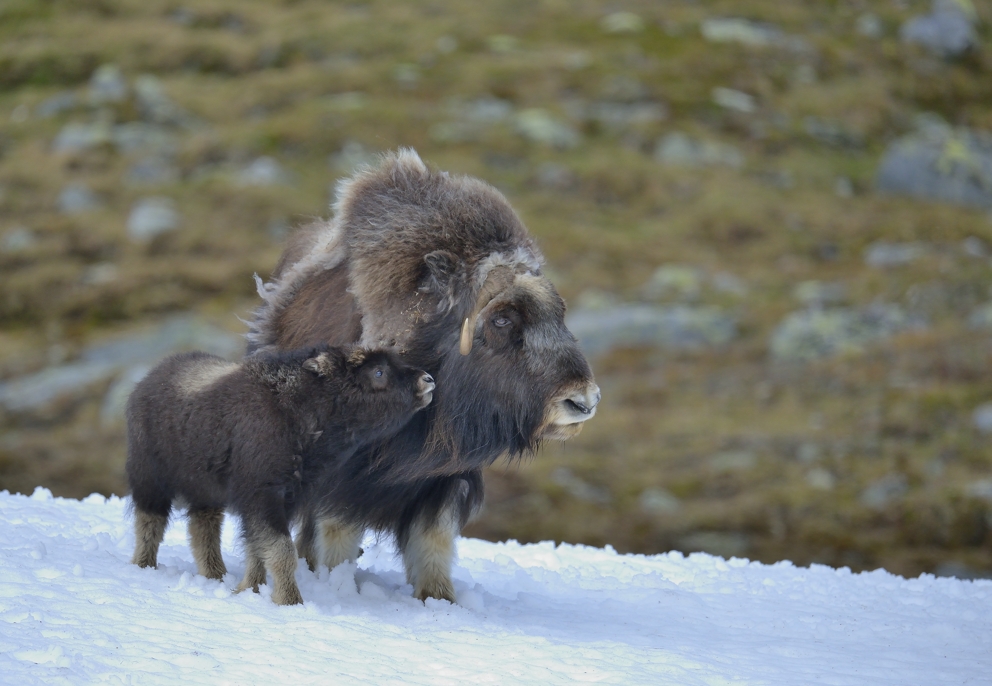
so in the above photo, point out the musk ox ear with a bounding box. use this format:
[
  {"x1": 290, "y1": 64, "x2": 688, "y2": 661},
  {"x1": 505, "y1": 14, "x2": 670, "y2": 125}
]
[
  {"x1": 303, "y1": 353, "x2": 330, "y2": 376},
  {"x1": 346, "y1": 348, "x2": 368, "y2": 368},
  {"x1": 421, "y1": 250, "x2": 463, "y2": 301}
]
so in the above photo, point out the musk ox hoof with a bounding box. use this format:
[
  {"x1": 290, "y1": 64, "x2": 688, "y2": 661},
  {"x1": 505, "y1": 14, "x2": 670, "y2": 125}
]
[
  {"x1": 272, "y1": 586, "x2": 304, "y2": 606},
  {"x1": 415, "y1": 579, "x2": 456, "y2": 604}
]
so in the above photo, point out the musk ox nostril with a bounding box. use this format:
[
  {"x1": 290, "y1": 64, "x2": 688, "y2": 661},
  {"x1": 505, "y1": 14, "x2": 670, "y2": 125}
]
[{"x1": 422, "y1": 373, "x2": 434, "y2": 386}]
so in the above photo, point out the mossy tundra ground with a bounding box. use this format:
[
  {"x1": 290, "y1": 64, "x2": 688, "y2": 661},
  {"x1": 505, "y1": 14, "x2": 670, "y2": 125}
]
[{"x1": 1, "y1": 0, "x2": 991, "y2": 578}]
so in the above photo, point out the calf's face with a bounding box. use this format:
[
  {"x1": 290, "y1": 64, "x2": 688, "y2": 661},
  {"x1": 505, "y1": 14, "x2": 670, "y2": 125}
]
[{"x1": 303, "y1": 348, "x2": 435, "y2": 412}]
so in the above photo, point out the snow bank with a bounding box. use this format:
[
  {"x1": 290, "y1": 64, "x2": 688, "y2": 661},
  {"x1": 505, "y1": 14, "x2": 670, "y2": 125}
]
[{"x1": 1, "y1": 488, "x2": 989, "y2": 684}]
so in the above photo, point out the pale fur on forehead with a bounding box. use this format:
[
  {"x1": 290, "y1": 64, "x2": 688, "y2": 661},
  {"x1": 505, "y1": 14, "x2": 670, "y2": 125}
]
[{"x1": 474, "y1": 247, "x2": 544, "y2": 289}]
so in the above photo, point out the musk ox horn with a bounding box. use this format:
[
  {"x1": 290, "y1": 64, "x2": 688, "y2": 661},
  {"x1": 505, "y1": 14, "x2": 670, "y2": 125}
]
[{"x1": 459, "y1": 265, "x2": 517, "y2": 355}]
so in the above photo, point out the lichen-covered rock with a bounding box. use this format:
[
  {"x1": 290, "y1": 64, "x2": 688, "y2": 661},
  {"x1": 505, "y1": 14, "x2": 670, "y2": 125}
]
[
  {"x1": 770, "y1": 305, "x2": 925, "y2": 361},
  {"x1": 126, "y1": 197, "x2": 180, "y2": 242},
  {"x1": 514, "y1": 109, "x2": 580, "y2": 149},
  {"x1": 876, "y1": 121, "x2": 992, "y2": 209},
  {"x1": 568, "y1": 304, "x2": 737, "y2": 357},
  {"x1": 901, "y1": 0, "x2": 977, "y2": 58},
  {"x1": 655, "y1": 132, "x2": 743, "y2": 168}
]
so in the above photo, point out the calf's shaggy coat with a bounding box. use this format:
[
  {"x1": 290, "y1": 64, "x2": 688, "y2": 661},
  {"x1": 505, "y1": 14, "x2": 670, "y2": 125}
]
[{"x1": 126, "y1": 345, "x2": 434, "y2": 605}]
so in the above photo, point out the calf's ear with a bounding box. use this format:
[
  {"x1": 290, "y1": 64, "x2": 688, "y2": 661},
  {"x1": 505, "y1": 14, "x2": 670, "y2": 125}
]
[
  {"x1": 303, "y1": 353, "x2": 331, "y2": 376},
  {"x1": 346, "y1": 348, "x2": 368, "y2": 368}
]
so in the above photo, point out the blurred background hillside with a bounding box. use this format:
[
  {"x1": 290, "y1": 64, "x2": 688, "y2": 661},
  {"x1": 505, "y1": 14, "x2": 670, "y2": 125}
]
[{"x1": 1, "y1": 0, "x2": 991, "y2": 579}]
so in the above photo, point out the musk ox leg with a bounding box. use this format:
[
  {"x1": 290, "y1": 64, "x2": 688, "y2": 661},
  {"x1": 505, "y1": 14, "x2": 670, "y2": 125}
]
[
  {"x1": 238, "y1": 527, "x2": 303, "y2": 606},
  {"x1": 235, "y1": 548, "x2": 267, "y2": 595},
  {"x1": 188, "y1": 508, "x2": 227, "y2": 580},
  {"x1": 317, "y1": 517, "x2": 363, "y2": 570},
  {"x1": 400, "y1": 504, "x2": 460, "y2": 603},
  {"x1": 296, "y1": 514, "x2": 362, "y2": 572},
  {"x1": 131, "y1": 509, "x2": 168, "y2": 569},
  {"x1": 294, "y1": 512, "x2": 318, "y2": 571}
]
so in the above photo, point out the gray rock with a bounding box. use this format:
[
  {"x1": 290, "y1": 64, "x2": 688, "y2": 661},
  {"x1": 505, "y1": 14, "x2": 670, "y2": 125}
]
[
  {"x1": 711, "y1": 272, "x2": 748, "y2": 297},
  {"x1": 793, "y1": 281, "x2": 846, "y2": 307},
  {"x1": 797, "y1": 442, "x2": 822, "y2": 464},
  {"x1": 701, "y1": 18, "x2": 781, "y2": 47},
  {"x1": 0, "y1": 226, "x2": 35, "y2": 253},
  {"x1": 99, "y1": 365, "x2": 151, "y2": 427},
  {"x1": 329, "y1": 141, "x2": 376, "y2": 173},
  {"x1": 460, "y1": 96, "x2": 513, "y2": 124},
  {"x1": 876, "y1": 124, "x2": 992, "y2": 209},
  {"x1": 642, "y1": 264, "x2": 704, "y2": 301},
  {"x1": 237, "y1": 156, "x2": 292, "y2": 186},
  {"x1": 322, "y1": 91, "x2": 367, "y2": 112},
  {"x1": 970, "y1": 403, "x2": 992, "y2": 434},
  {"x1": 0, "y1": 315, "x2": 243, "y2": 415},
  {"x1": 81, "y1": 263, "x2": 119, "y2": 286},
  {"x1": 36, "y1": 91, "x2": 78, "y2": 119},
  {"x1": 860, "y1": 474, "x2": 909, "y2": 510},
  {"x1": 126, "y1": 197, "x2": 180, "y2": 242},
  {"x1": 901, "y1": 1, "x2": 976, "y2": 58},
  {"x1": 567, "y1": 100, "x2": 667, "y2": 135},
  {"x1": 864, "y1": 242, "x2": 927, "y2": 268},
  {"x1": 806, "y1": 468, "x2": 836, "y2": 491},
  {"x1": 0, "y1": 360, "x2": 119, "y2": 413},
  {"x1": 655, "y1": 132, "x2": 743, "y2": 169},
  {"x1": 709, "y1": 450, "x2": 757, "y2": 473},
  {"x1": 856, "y1": 13, "x2": 884, "y2": 38},
  {"x1": 961, "y1": 236, "x2": 987, "y2": 258},
  {"x1": 804, "y1": 117, "x2": 865, "y2": 149},
  {"x1": 550, "y1": 467, "x2": 611, "y2": 505},
  {"x1": 535, "y1": 163, "x2": 576, "y2": 191},
  {"x1": 133, "y1": 75, "x2": 196, "y2": 127},
  {"x1": 568, "y1": 304, "x2": 737, "y2": 357},
  {"x1": 125, "y1": 156, "x2": 180, "y2": 186},
  {"x1": 638, "y1": 488, "x2": 681, "y2": 514},
  {"x1": 431, "y1": 97, "x2": 514, "y2": 144},
  {"x1": 601, "y1": 11, "x2": 645, "y2": 34},
  {"x1": 81, "y1": 315, "x2": 243, "y2": 366},
  {"x1": 711, "y1": 87, "x2": 756, "y2": 113},
  {"x1": 514, "y1": 109, "x2": 580, "y2": 149},
  {"x1": 392, "y1": 63, "x2": 420, "y2": 88},
  {"x1": 111, "y1": 123, "x2": 180, "y2": 155},
  {"x1": 965, "y1": 477, "x2": 992, "y2": 501},
  {"x1": 678, "y1": 531, "x2": 750, "y2": 559},
  {"x1": 967, "y1": 303, "x2": 992, "y2": 330},
  {"x1": 52, "y1": 121, "x2": 113, "y2": 153},
  {"x1": 88, "y1": 64, "x2": 127, "y2": 105},
  {"x1": 933, "y1": 561, "x2": 992, "y2": 580},
  {"x1": 57, "y1": 184, "x2": 101, "y2": 214},
  {"x1": 770, "y1": 304, "x2": 925, "y2": 361}
]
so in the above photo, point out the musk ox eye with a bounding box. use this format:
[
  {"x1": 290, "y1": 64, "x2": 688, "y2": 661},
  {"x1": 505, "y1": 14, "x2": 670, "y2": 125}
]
[
  {"x1": 374, "y1": 368, "x2": 384, "y2": 378},
  {"x1": 493, "y1": 316, "x2": 511, "y2": 328}
]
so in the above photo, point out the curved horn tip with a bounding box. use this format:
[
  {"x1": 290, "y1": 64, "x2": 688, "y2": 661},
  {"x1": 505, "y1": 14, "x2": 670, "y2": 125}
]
[{"x1": 459, "y1": 317, "x2": 474, "y2": 355}]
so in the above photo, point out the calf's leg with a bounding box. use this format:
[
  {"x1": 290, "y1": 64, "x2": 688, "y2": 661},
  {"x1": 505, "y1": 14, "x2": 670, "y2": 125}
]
[
  {"x1": 131, "y1": 509, "x2": 169, "y2": 569},
  {"x1": 188, "y1": 508, "x2": 227, "y2": 580}
]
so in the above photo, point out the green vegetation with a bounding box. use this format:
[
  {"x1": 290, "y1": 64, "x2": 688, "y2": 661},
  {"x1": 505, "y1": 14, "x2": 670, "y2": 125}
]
[{"x1": 1, "y1": 0, "x2": 991, "y2": 578}]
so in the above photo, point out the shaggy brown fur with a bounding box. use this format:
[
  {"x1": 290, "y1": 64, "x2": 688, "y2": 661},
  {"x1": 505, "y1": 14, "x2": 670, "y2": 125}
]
[
  {"x1": 247, "y1": 149, "x2": 601, "y2": 602},
  {"x1": 126, "y1": 345, "x2": 433, "y2": 605}
]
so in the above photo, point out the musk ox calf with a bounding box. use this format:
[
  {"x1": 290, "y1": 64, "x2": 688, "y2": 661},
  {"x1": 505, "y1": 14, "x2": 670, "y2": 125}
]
[
  {"x1": 126, "y1": 345, "x2": 434, "y2": 605},
  {"x1": 247, "y1": 149, "x2": 600, "y2": 602}
]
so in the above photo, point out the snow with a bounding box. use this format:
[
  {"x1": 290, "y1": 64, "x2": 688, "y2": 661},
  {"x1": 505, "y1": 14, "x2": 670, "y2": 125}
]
[{"x1": 1, "y1": 488, "x2": 989, "y2": 685}]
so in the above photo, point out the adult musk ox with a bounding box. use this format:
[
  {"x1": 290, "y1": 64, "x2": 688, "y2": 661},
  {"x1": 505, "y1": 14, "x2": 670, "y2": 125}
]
[
  {"x1": 247, "y1": 149, "x2": 600, "y2": 601},
  {"x1": 127, "y1": 345, "x2": 434, "y2": 605}
]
